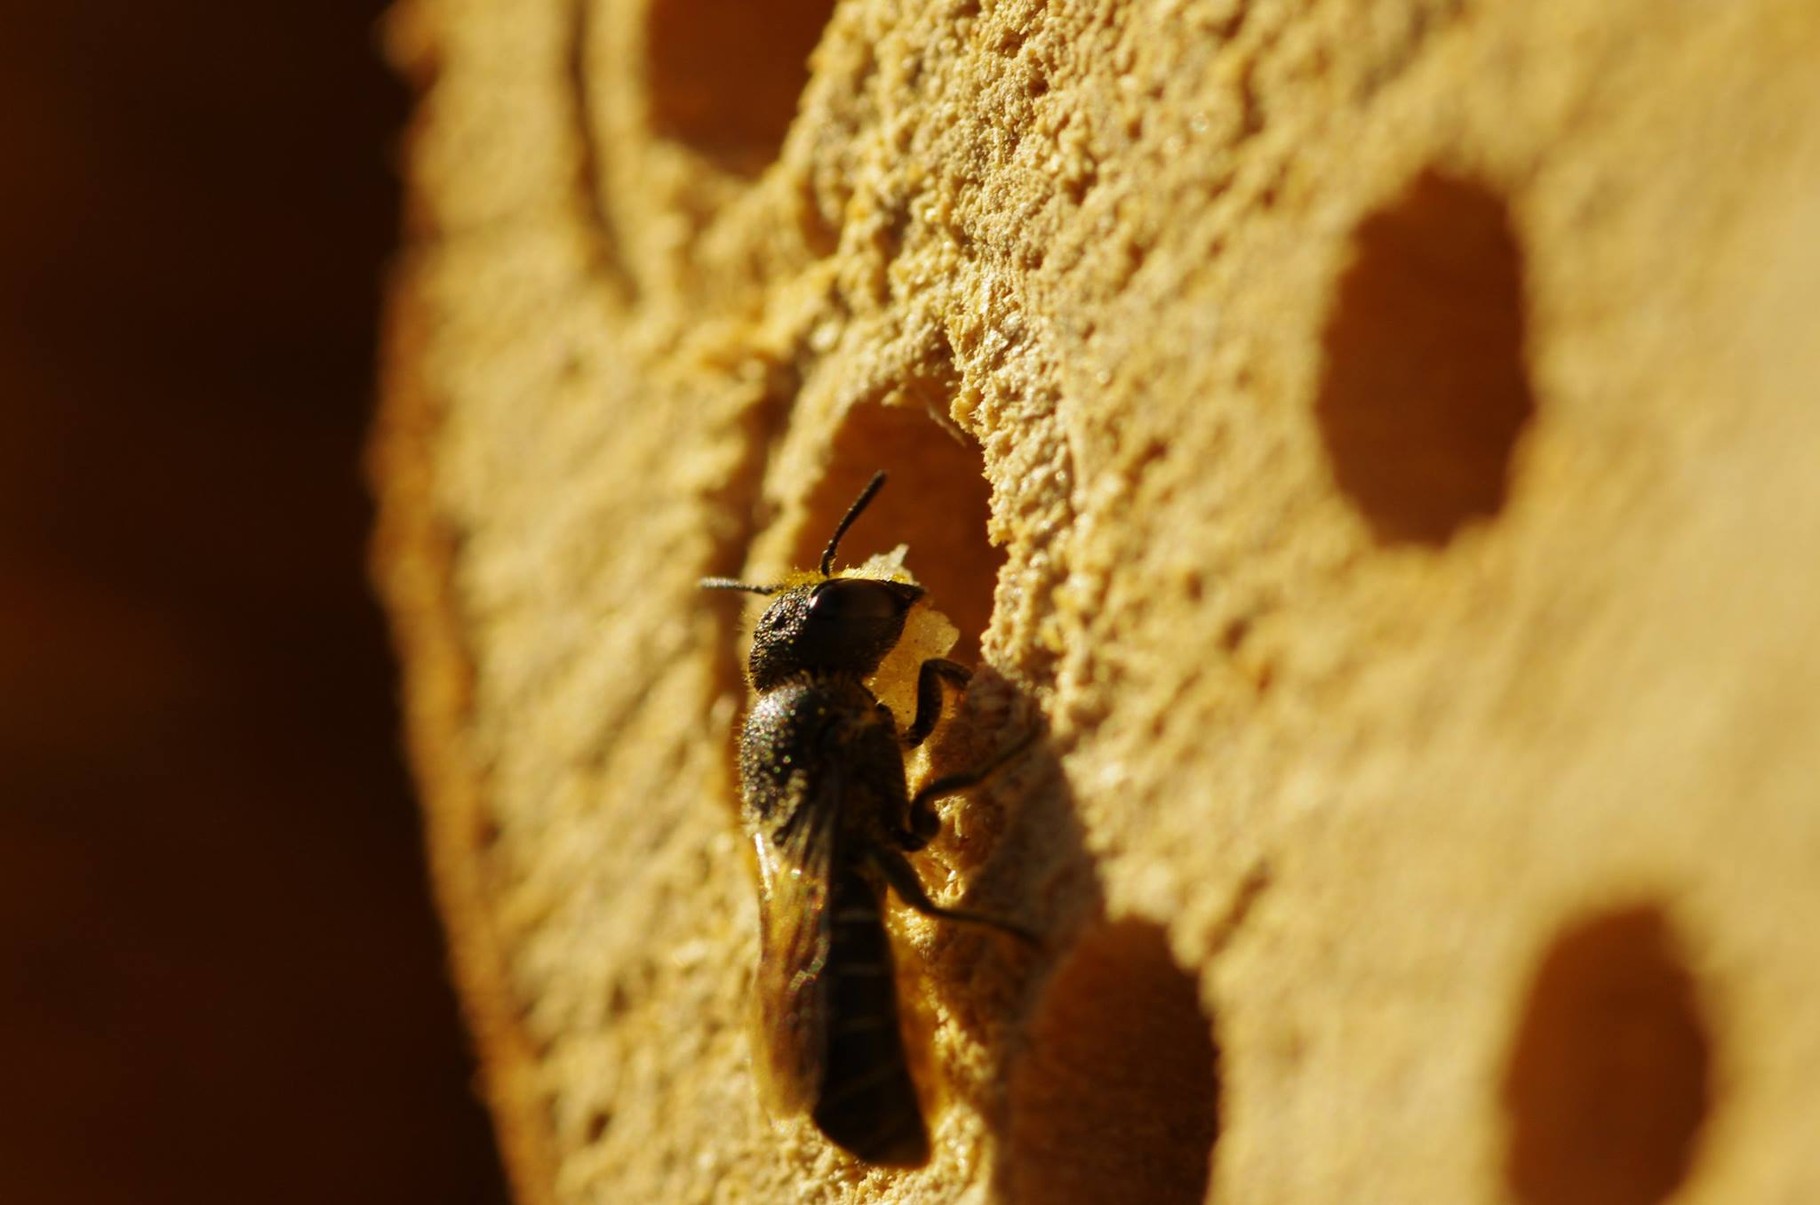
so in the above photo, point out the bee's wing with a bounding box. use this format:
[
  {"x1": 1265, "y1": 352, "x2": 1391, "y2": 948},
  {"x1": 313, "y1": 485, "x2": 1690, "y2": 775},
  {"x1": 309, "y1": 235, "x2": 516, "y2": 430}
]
[{"x1": 750, "y1": 770, "x2": 840, "y2": 1116}]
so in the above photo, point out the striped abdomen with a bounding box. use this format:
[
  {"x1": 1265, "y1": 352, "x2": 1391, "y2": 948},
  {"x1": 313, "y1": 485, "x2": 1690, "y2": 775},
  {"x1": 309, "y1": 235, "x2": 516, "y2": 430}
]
[{"x1": 813, "y1": 865, "x2": 929, "y2": 1166}]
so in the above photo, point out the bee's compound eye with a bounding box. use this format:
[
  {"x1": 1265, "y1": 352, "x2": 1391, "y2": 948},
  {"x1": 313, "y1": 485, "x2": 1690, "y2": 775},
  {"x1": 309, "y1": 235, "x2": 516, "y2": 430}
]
[{"x1": 808, "y1": 579, "x2": 906, "y2": 625}]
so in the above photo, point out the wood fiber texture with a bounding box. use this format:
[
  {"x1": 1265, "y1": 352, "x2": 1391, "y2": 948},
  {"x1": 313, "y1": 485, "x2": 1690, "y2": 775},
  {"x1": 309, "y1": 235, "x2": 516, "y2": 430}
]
[{"x1": 371, "y1": 0, "x2": 1820, "y2": 1201}]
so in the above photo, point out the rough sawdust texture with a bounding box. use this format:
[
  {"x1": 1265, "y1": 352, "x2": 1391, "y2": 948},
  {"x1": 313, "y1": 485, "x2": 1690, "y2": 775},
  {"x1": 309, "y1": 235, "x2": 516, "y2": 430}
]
[{"x1": 370, "y1": 0, "x2": 1820, "y2": 1201}]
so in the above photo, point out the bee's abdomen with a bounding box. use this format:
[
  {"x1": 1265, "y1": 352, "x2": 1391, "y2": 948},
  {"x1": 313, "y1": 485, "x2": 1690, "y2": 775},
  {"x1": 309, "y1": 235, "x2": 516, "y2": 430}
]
[{"x1": 813, "y1": 867, "x2": 929, "y2": 1166}]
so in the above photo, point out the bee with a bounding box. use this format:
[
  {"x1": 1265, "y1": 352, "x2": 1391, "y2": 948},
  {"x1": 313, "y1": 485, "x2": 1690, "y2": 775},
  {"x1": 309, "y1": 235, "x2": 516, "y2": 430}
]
[{"x1": 701, "y1": 471, "x2": 1036, "y2": 1167}]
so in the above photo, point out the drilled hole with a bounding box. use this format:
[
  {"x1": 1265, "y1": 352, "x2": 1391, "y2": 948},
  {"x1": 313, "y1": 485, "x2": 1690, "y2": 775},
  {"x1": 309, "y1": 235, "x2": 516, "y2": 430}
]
[
  {"x1": 799, "y1": 406, "x2": 1002, "y2": 668},
  {"x1": 1006, "y1": 920, "x2": 1219, "y2": 1205},
  {"x1": 645, "y1": 0, "x2": 836, "y2": 176},
  {"x1": 1502, "y1": 905, "x2": 1714, "y2": 1205},
  {"x1": 1315, "y1": 172, "x2": 1535, "y2": 546}
]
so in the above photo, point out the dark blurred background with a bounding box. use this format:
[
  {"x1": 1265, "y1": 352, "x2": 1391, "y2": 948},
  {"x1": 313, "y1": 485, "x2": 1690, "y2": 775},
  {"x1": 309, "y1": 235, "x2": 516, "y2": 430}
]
[{"x1": 0, "y1": 4, "x2": 510, "y2": 1202}]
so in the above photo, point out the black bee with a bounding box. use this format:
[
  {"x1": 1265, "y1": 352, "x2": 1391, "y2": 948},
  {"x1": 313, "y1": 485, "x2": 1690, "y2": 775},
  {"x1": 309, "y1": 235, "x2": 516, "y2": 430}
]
[{"x1": 701, "y1": 471, "x2": 1035, "y2": 1167}]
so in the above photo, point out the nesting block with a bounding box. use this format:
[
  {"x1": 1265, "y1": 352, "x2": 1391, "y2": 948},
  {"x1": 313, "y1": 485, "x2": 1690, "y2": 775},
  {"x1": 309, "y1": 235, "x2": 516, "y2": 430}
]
[{"x1": 372, "y1": 1, "x2": 1820, "y2": 1200}]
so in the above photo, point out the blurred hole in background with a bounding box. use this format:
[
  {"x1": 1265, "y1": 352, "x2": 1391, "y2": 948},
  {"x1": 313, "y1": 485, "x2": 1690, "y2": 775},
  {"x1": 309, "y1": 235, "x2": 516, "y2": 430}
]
[
  {"x1": 645, "y1": 0, "x2": 838, "y2": 175},
  {"x1": 1315, "y1": 171, "x2": 1535, "y2": 548},
  {"x1": 1502, "y1": 905, "x2": 1714, "y2": 1205},
  {"x1": 0, "y1": 4, "x2": 510, "y2": 1203}
]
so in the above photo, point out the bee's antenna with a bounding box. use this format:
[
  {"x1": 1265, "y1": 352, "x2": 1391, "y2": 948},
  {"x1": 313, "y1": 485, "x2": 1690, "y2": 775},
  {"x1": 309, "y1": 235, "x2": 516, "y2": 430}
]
[
  {"x1": 699, "y1": 577, "x2": 777, "y2": 595},
  {"x1": 820, "y1": 471, "x2": 887, "y2": 577}
]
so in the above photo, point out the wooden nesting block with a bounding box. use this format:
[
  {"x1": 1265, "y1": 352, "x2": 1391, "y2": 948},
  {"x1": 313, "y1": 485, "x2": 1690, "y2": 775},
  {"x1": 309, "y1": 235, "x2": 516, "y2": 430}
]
[{"x1": 372, "y1": 0, "x2": 1820, "y2": 1200}]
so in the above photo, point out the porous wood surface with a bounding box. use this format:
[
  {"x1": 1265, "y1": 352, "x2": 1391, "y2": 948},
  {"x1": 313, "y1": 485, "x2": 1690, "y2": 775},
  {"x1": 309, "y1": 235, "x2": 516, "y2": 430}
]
[{"x1": 372, "y1": 1, "x2": 1820, "y2": 1201}]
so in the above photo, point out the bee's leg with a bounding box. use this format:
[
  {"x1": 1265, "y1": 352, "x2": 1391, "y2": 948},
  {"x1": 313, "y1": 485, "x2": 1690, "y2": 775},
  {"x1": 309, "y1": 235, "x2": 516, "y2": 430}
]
[
  {"x1": 901, "y1": 724, "x2": 1039, "y2": 848},
  {"x1": 867, "y1": 844, "x2": 1039, "y2": 945},
  {"x1": 905, "y1": 658, "x2": 972, "y2": 748}
]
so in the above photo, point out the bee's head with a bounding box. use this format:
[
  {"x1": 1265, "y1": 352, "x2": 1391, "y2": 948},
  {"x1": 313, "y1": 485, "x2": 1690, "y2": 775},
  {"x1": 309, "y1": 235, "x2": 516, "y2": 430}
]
[
  {"x1": 701, "y1": 472, "x2": 929, "y2": 688},
  {"x1": 746, "y1": 575, "x2": 925, "y2": 689}
]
